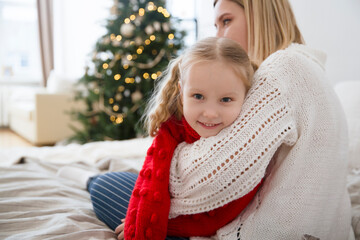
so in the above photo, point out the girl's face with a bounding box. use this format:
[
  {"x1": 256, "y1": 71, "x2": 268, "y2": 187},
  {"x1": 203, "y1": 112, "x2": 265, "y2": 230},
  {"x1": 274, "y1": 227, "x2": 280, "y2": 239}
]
[
  {"x1": 214, "y1": 0, "x2": 248, "y2": 52},
  {"x1": 180, "y1": 61, "x2": 246, "y2": 138}
]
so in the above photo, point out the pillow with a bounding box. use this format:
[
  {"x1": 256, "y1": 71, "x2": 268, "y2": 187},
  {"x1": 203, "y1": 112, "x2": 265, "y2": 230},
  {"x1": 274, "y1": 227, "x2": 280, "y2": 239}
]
[{"x1": 334, "y1": 81, "x2": 360, "y2": 169}]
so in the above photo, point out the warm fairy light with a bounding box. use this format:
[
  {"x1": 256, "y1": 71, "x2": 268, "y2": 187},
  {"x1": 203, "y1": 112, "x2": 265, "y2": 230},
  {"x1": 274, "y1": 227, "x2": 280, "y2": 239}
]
[
  {"x1": 157, "y1": 6, "x2": 164, "y2": 12},
  {"x1": 143, "y1": 73, "x2": 150, "y2": 79},
  {"x1": 114, "y1": 74, "x2": 121, "y2": 80},
  {"x1": 130, "y1": 14, "x2": 136, "y2": 21},
  {"x1": 132, "y1": 54, "x2": 137, "y2": 60},
  {"x1": 147, "y1": 2, "x2": 155, "y2": 11},
  {"x1": 163, "y1": 9, "x2": 170, "y2": 18},
  {"x1": 156, "y1": 71, "x2": 162, "y2": 76},
  {"x1": 168, "y1": 33, "x2": 174, "y2": 40},
  {"x1": 150, "y1": 35, "x2": 156, "y2": 41},
  {"x1": 145, "y1": 39, "x2": 151, "y2": 45},
  {"x1": 118, "y1": 86, "x2": 125, "y2": 92},
  {"x1": 116, "y1": 35, "x2": 122, "y2": 41},
  {"x1": 103, "y1": 63, "x2": 109, "y2": 69},
  {"x1": 109, "y1": 98, "x2": 114, "y2": 104},
  {"x1": 113, "y1": 105, "x2": 119, "y2": 111},
  {"x1": 139, "y1": 8, "x2": 145, "y2": 16},
  {"x1": 116, "y1": 115, "x2": 124, "y2": 124},
  {"x1": 125, "y1": 77, "x2": 135, "y2": 84},
  {"x1": 110, "y1": 34, "x2": 116, "y2": 40},
  {"x1": 130, "y1": 41, "x2": 135, "y2": 45},
  {"x1": 123, "y1": 64, "x2": 129, "y2": 69},
  {"x1": 137, "y1": 48, "x2": 143, "y2": 54},
  {"x1": 127, "y1": 55, "x2": 133, "y2": 61},
  {"x1": 124, "y1": 18, "x2": 130, "y2": 24},
  {"x1": 152, "y1": 49, "x2": 157, "y2": 55},
  {"x1": 110, "y1": 115, "x2": 116, "y2": 122},
  {"x1": 151, "y1": 73, "x2": 157, "y2": 79}
]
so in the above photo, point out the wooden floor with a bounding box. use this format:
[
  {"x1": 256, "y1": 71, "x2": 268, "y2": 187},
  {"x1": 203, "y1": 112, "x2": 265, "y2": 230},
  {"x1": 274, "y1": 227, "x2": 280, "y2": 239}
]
[{"x1": 0, "y1": 128, "x2": 34, "y2": 149}]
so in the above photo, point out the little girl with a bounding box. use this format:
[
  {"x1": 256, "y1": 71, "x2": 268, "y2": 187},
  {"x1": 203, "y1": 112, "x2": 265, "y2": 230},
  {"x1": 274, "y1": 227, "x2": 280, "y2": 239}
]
[{"x1": 87, "y1": 37, "x2": 262, "y2": 240}]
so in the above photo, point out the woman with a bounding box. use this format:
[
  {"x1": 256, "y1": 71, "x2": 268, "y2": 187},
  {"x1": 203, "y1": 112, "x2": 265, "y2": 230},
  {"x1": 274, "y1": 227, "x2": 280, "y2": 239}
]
[
  {"x1": 85, "y1": 0, "x2": 353, "y2": 239},
  {"x1": 168, "y1": 0, "x2": 353, "y2": 239}
]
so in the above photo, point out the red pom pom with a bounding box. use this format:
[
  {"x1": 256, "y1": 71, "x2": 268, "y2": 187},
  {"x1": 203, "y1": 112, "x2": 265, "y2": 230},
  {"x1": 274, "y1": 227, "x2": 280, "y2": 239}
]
[
  {"x1": 140, "y1": 188, "x2": 148, "y2": 196},
  {"x1": 145, "y1": 228, "x2": 152, "y2": 238},
  {"x1": 129, "y1": 225, "x2": 135, "y2": 237},
  {"x1": 133, "y1": 188, "x2": 140, "y2": 197},
  {"x1": 156, "y1": 169, "x2": 164, "y2": 180},
  {"x1": 147, "y1": 146, "x2": 154, "y2": 155},
  {"x1": 144, "y1": 168, "x2": 152, "y2": 178},
  {"x1": 150, "y1": 213, "x2": 158, "y2": 224},
  {"x1": 158, "y1": 149, "x2": 167, "y2": 160},
  {"x1": 153, "y1": 191, "x2": 162, "y2": 202}
]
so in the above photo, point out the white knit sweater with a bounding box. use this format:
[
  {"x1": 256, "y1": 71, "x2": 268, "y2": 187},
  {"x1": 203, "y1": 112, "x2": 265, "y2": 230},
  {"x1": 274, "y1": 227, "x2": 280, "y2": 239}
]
[{"x1": 169, "y1": 44, "x2": 353, "y2": 240}]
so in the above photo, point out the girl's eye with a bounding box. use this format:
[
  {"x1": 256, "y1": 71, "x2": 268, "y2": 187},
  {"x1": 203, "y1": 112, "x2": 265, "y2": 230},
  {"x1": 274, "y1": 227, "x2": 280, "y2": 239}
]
[
  {"x1": 221, "y1": 97, "x2": 232, "y2": 103},
  {"x1": 193, "y1": 94, "x2": 204, "y2": 100}
]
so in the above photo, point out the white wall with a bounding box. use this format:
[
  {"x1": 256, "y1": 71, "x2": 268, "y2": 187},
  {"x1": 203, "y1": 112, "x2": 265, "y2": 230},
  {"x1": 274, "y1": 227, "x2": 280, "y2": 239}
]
[
  {"x1": 53, "y1": 0, "x2": 112, "y2": 80},
  {"x1": 289, "y1": 0, "x2": 360, "y2": 85},
  {"x1": 196, "y1": 0, "x2": 360, "y2": 85}
]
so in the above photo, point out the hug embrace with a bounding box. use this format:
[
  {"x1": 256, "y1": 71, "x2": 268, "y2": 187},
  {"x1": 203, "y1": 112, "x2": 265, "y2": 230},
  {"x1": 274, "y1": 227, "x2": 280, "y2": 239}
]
[{"x1": 84, "y1": 0, "x2": 353, "y2": 239}]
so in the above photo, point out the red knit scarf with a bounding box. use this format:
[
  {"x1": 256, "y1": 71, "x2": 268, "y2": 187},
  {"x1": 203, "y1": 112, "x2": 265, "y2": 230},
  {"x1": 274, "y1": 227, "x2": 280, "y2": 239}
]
[{"x1": 124, "y1": 116, "x2": 262, "y2": 239}]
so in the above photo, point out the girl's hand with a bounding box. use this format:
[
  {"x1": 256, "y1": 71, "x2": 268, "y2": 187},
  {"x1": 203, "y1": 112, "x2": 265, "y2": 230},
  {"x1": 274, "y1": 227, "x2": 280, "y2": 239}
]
[{"x1": 115, "y1": 219, "x2": 125, "y2": 240}]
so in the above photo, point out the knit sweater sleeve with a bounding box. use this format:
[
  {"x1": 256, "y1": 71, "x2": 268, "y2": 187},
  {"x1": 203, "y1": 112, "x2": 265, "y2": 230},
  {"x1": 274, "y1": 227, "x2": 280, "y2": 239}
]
[{"x1": 169, "y1": 51, "x2": 299, "y2": 217}]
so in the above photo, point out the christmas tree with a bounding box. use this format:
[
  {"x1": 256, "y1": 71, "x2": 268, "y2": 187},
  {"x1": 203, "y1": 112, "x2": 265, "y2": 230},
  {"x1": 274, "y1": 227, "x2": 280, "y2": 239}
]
[{"x1": 70, "y1": 0, "x2": 185, "y2": 143}]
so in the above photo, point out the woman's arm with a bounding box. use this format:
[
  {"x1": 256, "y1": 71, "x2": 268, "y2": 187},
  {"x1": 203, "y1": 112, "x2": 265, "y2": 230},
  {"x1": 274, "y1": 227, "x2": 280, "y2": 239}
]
[{"x1": 169, "y1": 58, "x2": 298, "y2": 217}]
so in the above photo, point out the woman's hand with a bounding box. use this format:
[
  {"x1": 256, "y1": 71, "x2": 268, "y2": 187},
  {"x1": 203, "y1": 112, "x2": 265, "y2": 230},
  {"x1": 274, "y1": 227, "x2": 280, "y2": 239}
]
[{"x1": 115, "y1": 219, "x2": 125, "y2": 240}]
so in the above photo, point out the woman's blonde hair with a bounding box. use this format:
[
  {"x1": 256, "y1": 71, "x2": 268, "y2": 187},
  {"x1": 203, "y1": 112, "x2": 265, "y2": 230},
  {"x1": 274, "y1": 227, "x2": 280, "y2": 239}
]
[
  {"x1": 214, "y1": 0, "x2": 304, "y2": 65},
  {"x1": 144, "y1": 37, "x2": 255, "y2": 136}
]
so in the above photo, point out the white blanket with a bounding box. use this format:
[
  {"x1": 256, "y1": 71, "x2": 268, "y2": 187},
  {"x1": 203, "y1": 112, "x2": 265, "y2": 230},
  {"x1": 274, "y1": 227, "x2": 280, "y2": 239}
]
[{"x1": 0, "y1": 137, "x2": 359, "y2": 239}]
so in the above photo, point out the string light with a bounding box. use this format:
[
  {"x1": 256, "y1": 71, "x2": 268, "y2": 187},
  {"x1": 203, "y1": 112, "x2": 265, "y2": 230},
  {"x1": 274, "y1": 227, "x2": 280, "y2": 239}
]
[
  {"x1": 110, "y1": 115, "x2": 116, "y2": 122},
  {"x1": 157, "y1": 6, "x2": 164, "y2": 13},
  {"x1": 151, "y1": 73, "x2": 157, "y2": 79},
  {"x1": 110, "y1": 34, "x2": 116, "y2": 40},
  {"x1": 123, "y1": 64, "x2": 129, "y2": 69},
  {"x1": 152, "y1": 49, "x2": 158, "y2": 55},
  {"x1": 109, "y1": 98, "x2": 114, "y2": 104},
  {"x1": 150, "y1": 35, "x2": 156, "y2": 41},
  {"x1": 168, "y1": 33, "x2": 174, "y2": 40},
  {"x1": 139, "y1": 8, "x2": 145, "y2": 16},
  {"x1": 113, "y1": 105, "x2": 119, "y2": 111},
  {"x1": 114, "y1": 74, "x2": 121, "y2": 80},
  {"x1": 124, "y1": 18, "x2": 130, "y2": 24},
  {"x1": 157, "y1": 71, "x2": 162, "y2": 76},
  {"x1": 116, "y1": 35, "x2": 122, "y2": 41},
  {"x1": 143, "y1": 73, "x2": 150, "y2": 79},
  {"x1": 127, "y1": 55, "x2": 133, "y2": 61},
  {"x1": 116, "y1": 115, "x2": 124, "y2": 124},
  {"x1": 103, "y1": 63, "x2": 109, "y2": 69},
  {"x1": 137, "y1": 48, "x2": 143, "y2": 54},
  {"x1": 130, "y1": 14, "x2": 136, "y2": 21},
  {"x1": 118, "y1": 86, "x2": 125, "y2": 92},
  {"x1": 145, "y1": 39, "x2": 151, "y2": 45},
  {"x1": 125, "y1": 77, "x2": 135, "y2": 84}
]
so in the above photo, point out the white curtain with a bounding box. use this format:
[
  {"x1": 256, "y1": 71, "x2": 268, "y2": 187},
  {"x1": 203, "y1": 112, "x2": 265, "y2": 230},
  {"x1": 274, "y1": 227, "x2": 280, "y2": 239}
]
[{"x1": 37, "y1": 0, "x2": 54, "y2": 87}]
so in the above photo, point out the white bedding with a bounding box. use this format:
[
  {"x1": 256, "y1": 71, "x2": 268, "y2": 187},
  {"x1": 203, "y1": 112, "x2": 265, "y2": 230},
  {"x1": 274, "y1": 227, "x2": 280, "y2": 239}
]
[
  {"x1": 0, "y1": 138, "x2": 152, "y2": 240},
  {"x1": 1, "y1": 81, "x2": 359, "y2": 239}
]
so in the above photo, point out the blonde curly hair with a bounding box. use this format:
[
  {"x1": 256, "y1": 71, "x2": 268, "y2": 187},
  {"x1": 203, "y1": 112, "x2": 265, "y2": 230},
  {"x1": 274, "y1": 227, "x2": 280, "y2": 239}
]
[{"x1": 143, "y1": 37, "x2": 255, "y2": 136}]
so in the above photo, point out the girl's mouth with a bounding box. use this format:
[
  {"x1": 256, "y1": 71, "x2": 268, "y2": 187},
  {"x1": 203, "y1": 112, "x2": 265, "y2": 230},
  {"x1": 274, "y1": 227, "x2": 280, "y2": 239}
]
[{"x1": 198, "y1": 121, "x2": 221, "y2": 129}]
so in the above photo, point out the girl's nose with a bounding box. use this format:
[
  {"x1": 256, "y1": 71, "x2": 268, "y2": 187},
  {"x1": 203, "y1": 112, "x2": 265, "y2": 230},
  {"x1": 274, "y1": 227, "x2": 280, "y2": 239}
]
[{"x1": 203, "y1": 107, "x2": 219, "y2": 119}]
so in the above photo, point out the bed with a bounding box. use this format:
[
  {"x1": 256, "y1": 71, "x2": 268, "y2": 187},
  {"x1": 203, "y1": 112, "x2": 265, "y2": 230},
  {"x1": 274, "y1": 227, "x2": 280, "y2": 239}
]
[{"x1": 1, "y1": 81, "x2": 359, "y2": 240}]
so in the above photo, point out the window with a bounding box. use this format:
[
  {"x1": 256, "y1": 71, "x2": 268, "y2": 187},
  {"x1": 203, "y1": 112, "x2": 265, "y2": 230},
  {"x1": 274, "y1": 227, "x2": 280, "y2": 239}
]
[{"x1": 0, "y1": 0, "x2": 42, "y2": 84}]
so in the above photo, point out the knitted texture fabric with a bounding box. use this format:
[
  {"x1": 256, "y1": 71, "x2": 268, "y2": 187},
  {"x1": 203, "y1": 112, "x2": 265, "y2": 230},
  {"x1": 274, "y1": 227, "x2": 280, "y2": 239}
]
[
  {"x1": 124, "y1": 117, "x2": 261, "y2": 239},
  {"x1": 170, "y1": 44, "x2": 352, "y2": 240}
]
